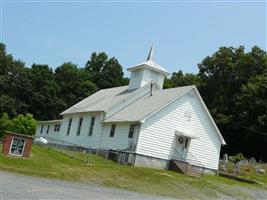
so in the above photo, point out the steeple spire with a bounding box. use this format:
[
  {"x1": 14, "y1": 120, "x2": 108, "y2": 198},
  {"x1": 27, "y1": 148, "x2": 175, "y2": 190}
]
[{"x1": 146, "y1": 45, "x2": 155, "y2": 62}]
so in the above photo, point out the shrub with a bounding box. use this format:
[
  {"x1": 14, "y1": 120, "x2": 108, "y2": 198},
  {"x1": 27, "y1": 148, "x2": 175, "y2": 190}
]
[
  {"x1": 0, "y1": 113, "x2": 37, "y2": 137},
  {"x1": 229, "y1": 153, "x2": 246, "y2": 163}
]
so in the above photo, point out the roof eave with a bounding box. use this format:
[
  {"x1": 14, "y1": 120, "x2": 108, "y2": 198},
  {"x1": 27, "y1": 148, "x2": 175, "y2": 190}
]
[
  {"x1": 61, "y1": 110, "x2": 104, "y2": 116},
  {"x1": 102, "y1": 120, "x2": 141, "y2": 124},
  {"x1": 38, "y1": 119, "x2": 63, "y2": 124},
  {"x1": 127, "y1": 64, "x2": 170, "y2": 76}
]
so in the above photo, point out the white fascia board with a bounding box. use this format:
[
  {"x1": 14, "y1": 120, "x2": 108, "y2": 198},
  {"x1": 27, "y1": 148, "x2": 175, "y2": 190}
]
[
  {"x1": 127, "y1": 64, "x2": 170, "y2": 76},
  {"x1": 61, "y1": 111, "x2": 103, "y2": 117},
  {"x1": 192, "y1": 86, "x2": 226, "y2": 145}
]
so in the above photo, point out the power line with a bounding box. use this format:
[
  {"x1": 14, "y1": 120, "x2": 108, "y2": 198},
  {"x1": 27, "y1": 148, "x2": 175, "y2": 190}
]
[{"x1": 230, "y1": 122, "x2": 267, "y2": 136}]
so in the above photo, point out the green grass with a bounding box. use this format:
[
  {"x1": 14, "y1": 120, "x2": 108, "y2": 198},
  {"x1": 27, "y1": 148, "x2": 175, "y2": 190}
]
[{"x1": 1, "y1": 144, "x2": 266, "y2": 199}]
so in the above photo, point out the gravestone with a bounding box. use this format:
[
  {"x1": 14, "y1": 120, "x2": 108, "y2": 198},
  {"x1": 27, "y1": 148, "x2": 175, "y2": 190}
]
[
  {"x1": 223, "y1": 154, "x2": 228, "y2": 164},
  {"x1": 249, "y1": 157, "x2": 256, "y2": 164}
]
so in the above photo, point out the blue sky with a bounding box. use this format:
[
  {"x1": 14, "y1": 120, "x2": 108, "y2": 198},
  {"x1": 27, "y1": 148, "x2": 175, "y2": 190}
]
[{"x1": 1, "y1": 1, "x2": 266, "y2": 76}]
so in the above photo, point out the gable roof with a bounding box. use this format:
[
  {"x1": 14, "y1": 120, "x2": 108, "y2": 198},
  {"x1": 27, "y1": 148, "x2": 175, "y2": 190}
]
[
  {"x1": 104, "y1": 85, "x2": 226, "y2": 145},
  {"x1": 61, "y1": 82, "x2": 155, "y2": 115},
  {"x1": 60, "y1": 81, "x2": 225, "y2": 145},
  {"x1": 104, "y1": 85, "x2": 193, "y2": 123},
  {"x1": 61, "y1": 85, "x2": 130, "y2": 115}
]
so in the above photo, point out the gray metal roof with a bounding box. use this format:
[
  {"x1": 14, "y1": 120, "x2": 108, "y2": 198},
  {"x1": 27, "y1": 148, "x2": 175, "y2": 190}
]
[
  {"x1": 104, "y1": 85, "x2": 194, "y2": 123},
  {"x1": 61, "y1": 85, "x2": 140, "y2": 115}
]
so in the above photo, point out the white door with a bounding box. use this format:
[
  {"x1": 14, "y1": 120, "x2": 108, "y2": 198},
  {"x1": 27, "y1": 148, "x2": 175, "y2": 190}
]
[{"x1": 174, "y1": 136, "x2": 189, "y2": 160}]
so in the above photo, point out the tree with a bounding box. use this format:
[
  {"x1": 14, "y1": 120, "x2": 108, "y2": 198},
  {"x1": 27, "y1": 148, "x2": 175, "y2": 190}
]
[
  {"x1": 28, "y1": 64, "x2": 61, "y2": 120},
  {"x1": 0, "y1": 95, "x2": 16, "y2": 117},
  {"x1": 12, "y1": 113, "x2": 37, "y2": 136},
  {"x1": 0, "y1": 113, "x2": 37, "y2": 137},
  {"x1": 55, "y1": 62, "x2": 97, "y2": 108},
  {"x1": 164, "y1": 70, "x2": 200, "y2": 88},
  {"x1": 0, "y1": 113, "x2": 12, "y2": 137},
  {"x1": 198, "y1": 46, "x2": 267, "y2": 160},
  {"x1": 85, "y1": 52, "x2": 125, "y2": 89},
  {"x1": 0, "y1": 43, "x2": 32, "y2": 117}
]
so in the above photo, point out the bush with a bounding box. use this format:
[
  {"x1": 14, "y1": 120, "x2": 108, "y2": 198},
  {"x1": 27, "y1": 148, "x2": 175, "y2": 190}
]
[
  {"x1": 0, "y1": 112, "x2": 37, "y2": 137},
  {"x1": 0, "y1": 113, "x2": 12, "y2": 137},
  {"x1": 229, "y1": 153, "x2": 246, "y2": 163}
]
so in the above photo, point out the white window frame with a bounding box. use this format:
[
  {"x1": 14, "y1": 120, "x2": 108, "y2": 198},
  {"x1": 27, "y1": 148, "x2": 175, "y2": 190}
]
[
  {"x1": 88, "y1": 117, "x2": 95, "y2": 136},
  {"x1": 40, "y1": 125, "x2": 43, "y2": 134},
  {"x1": 128, "y1": 124, "x2": 136, "y2": 138},
  {"x1": 46, "y1": 125, "x2": 50, "y2": 134},
  {"x1": 67, "y1": 118, "x2": 72, "y2": 136},
  {"x1": 77, "y1": 117, "x2": 83, "y2": 136},
  {"x1": 9, "y1": 137, "x2": 26, "y2": 157},
  {"x1": 109, "y1": 124, "x2": 116, "y2": 137}
]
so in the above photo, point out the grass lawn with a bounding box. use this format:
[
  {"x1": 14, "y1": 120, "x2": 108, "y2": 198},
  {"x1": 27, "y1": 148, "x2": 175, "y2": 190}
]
[{"x1": 1, "y1": 144, "x2": 266, "y2": 199}]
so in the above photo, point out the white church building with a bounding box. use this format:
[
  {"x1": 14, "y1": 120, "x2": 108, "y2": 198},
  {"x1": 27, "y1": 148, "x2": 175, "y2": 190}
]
[{"x1": 35, "y1": 47, "x2": 226, "y2": 175}]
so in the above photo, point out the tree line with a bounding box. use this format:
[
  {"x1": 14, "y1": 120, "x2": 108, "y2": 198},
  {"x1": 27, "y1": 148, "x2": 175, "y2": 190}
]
[{"x1": 0, "y1": 43, "x2": 266, "y2": 160}]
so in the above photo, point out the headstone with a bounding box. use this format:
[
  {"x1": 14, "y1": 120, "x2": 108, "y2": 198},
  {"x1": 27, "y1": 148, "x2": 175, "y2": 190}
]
[
  {"x1": 249, "y1": 157, "x2": 256, "y2": 164},
  {"x1": 233, "y1": 162, "x2": 240, "y2": 175},
  {"x1": 240, "y1": 159, "x2": 248, "y2": 165},
  {"x1": 223, "y1": 154, "x2": 228, "y2": 164}
]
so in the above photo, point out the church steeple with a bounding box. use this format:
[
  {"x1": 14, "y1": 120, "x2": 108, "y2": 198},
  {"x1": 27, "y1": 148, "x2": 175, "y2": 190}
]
[
  {"x1": 146, "y1": 45, "x2": 155, "y2": 62},
  {"x1": 127, "y1": 46, "x2": 169, "y2": 91}
]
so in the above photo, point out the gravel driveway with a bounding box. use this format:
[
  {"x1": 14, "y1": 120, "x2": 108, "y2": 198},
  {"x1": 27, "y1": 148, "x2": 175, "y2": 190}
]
[{"x1": 0, "y1": 172, "x2": 172, "y2": 200}]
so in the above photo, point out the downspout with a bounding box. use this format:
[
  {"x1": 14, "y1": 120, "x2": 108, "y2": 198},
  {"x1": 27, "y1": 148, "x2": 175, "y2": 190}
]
[{"x1": 97, "y1": 112, "x2": 105, "y2": 154}]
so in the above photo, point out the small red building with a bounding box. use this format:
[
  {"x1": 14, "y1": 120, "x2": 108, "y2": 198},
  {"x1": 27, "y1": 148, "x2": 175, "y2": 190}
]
[{"x1": 2, "y1": 131, "x2": 33, "y2": 158}]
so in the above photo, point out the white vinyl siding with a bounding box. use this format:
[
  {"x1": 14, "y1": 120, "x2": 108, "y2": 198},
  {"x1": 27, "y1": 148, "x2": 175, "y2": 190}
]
[
  {"x1": 58, "y1": 114, "x2": 103, "y2": 148},
  {"x1": 36, "y1": 122, "x2": 62, "y2": 139},
  {"x1": 35, "y1": 113, "x2": 103, "y2": 148},
  {"x1": 128, "y1": 69, "x2": 143, "y2": 90},
  {"x1": 99, "y1": 123, "x2": 133, "y2": 150},
  {"x1": 136, "y1": 89, "x2": 222, "y2": 170}
]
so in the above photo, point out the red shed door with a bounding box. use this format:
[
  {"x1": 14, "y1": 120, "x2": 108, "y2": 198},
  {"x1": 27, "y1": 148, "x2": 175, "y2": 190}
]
[{"x1": 9, "y1": 137, "x2": 26, "y2": 156}]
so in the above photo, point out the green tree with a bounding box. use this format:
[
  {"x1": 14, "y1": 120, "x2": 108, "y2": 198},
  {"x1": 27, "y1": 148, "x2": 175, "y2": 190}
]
[
  {"x1": 164, "y1": 70, "x2": 200, "y2": 88},
  {"x1": 0, "y1": 43, "x2": 32, "y2": 117},
  {"x1": 0, "y1": 113, "x2": 36, "y2": 137},
  {"x1": 11, "y1": 114, "x2": 37, "y2": 136},
  {"x1": 198, "y1": 46, "x2": 267, "y2": 160},
  {"x1": 0, "y1": 95, "x2": 16, "y2": 117},
  {"x1": 28, "y1": 64, "x2": 61, "y2": 120},
  {"x1": 55, "y1": 62, "x2": 97, "y2": 108},
  {"x1": 0, "y1": 113, "x2": 12, "y2": 137},
  {"x1": 85, "y1": 52, "x2": 125, "y2": 89}
]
